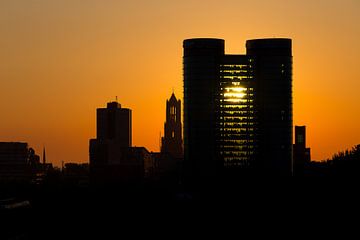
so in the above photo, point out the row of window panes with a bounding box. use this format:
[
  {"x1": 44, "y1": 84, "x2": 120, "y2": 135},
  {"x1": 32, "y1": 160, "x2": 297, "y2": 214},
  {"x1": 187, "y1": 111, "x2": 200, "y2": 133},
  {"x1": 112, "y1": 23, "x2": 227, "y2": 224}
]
[
  {"x1": 219, "y1": 128, "x2": 254, "y2": 132},
  {"x1": 220, "y1": 87, "x2": 254, "y2": 91},
  {"x1": 220, "y1": 145, "x2": 255, "y2": 150},
  {"x1": 220, "y1": 111, "x2": 255, "y2": 115},
  {"x1": 220, "y1": 105, "x2": 254, "y2": 109},
  {"x1": 221, "y1": 139, "x2": 255, "y2": 143},
  {"x1": 221, "y1": 116, "x2": 255, "y2": 120},
  {"x1": 224, "y1": 159, "x2": 250, "y2": 163},
  {"x1": 221, "y1": 151, "x2": 253, "y2": 156},
  {"x1": 220, "y1": 110, "x2": 255, "y2": 115},
  {"x1": 219, "y1": 104, "x2": 253, "y2": 108},
  {"x1": 222, "y1": 99, "x2": 254, "y2": 103},
  {"x1": 224, "y1": 158, "x2": 249, "y2": 162},
  {"x1": 220, "y1": 93, "x2": 254, "y2": 97},
  {"x1": 221, "y1": 123, "x2": 256, "y2": 127},
  {"x1": 221, "y1": 76, "x2": 253, "y2": 80},
  {"x1": 220, "y1": 64, "x2": 248, "y2": 68}
]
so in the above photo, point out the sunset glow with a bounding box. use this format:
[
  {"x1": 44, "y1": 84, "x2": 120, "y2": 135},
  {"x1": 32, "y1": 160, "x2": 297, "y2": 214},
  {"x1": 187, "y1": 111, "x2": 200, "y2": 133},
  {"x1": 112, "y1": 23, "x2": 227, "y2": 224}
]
[{"x1": 1, "y1": 0, "x2": 359, "y2": 166}]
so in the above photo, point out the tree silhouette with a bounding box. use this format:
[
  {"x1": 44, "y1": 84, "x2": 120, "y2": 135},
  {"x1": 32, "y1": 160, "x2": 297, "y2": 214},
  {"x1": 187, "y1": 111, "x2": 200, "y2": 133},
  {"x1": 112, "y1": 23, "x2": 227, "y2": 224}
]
[{"x1": 305, "y1": 144, "x2": 360, "y2": 177}]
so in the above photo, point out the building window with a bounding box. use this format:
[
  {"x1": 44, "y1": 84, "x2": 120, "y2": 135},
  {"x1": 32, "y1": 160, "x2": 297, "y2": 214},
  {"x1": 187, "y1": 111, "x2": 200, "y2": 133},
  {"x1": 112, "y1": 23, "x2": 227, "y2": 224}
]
[{"x1": 297, "y1": 135, "x2": 304, "y2": 144}]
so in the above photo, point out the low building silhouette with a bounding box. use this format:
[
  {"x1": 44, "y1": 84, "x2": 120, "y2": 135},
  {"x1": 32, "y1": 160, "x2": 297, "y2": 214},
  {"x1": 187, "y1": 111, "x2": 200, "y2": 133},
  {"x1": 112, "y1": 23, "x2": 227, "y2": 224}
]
[
  {"x1": 62, "y1": 163, "x2": 89, "y2": 187},
  {"x1": 293, "y1": 126, "x2": 311, "y2": 175},
  {"x1": 0, "y1": 142, "x2": 47, "y2": 183}
]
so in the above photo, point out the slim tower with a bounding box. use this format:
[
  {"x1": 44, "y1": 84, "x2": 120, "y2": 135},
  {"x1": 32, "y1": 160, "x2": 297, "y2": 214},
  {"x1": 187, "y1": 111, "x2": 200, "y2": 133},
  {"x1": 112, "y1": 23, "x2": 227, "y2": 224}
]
[{"x1": 161, "y1": 93, "x2": 183, "y2": 158}]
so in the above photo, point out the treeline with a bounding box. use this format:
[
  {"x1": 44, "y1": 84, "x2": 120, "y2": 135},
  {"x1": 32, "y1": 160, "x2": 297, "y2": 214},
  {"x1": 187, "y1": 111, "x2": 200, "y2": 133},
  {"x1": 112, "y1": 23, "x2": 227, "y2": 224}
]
[{"x1": 305, "y1": 144, "x2": 360, "y2": 176}]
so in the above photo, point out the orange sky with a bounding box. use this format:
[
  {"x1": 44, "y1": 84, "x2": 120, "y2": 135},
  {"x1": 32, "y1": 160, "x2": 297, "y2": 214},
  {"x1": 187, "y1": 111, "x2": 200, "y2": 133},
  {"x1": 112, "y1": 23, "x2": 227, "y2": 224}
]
[{"x1": 1, "y1": 0, "x2": 359, "y2": 166}]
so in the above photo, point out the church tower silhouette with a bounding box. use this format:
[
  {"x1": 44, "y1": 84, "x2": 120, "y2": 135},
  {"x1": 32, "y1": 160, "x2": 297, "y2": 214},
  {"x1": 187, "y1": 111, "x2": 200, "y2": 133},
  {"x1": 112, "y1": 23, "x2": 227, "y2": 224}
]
[{"x1": 161, "y1": 92, "x2": 183, "y2": 158}]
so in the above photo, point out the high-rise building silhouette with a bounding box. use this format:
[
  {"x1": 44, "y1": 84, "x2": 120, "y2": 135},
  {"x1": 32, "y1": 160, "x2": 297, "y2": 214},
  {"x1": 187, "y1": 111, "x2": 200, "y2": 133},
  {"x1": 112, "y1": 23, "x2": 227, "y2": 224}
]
[
  {"x1": 161, "y1": 93, "x2": 183, "y2": 158},
  {"x1": 183, "y1": 38, "x2": 292, "y2": 178},
  {"x1": 89, "y1": 101, "x2": 153, "y2": 183},
  {"x1": 90, "y1": 101, "x2": 137, "y2": 183},
  {"x1": 96, "y1": 101, "x2": 132, "y2": 147},
  {"x1": 246, "y1": 39, "x2": 293, "y2": 174}
]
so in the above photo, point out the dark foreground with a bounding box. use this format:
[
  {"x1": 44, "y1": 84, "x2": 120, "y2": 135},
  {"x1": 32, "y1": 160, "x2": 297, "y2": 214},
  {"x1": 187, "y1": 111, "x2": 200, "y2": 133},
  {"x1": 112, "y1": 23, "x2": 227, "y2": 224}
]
[{"x1": 1, "y1": 178, "x2": 360, "y2": 239}]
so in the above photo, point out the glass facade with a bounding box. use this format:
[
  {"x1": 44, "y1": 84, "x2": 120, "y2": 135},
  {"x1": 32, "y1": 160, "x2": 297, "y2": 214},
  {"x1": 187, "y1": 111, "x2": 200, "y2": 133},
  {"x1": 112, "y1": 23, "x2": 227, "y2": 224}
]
[
  {"x1": 183, "y1": 38, "x2": 293, "y2": 178},
  {"x1": 216, "y1": 57, "x2": 256, "y2": 167},
  {"x1": 183, "y1": 39, "x2": 225, "y2": 178},
  {"x1": 246, "y1": 39, "x2": 293, "y2": 173}
]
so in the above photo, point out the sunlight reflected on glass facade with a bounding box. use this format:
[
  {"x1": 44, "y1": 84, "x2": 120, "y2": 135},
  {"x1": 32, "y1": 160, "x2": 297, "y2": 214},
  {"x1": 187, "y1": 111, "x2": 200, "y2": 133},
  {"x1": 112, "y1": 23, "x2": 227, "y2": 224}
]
[
  {"x1": 217, "y1": 60, "x2": 256, "y2": 167},
  {"x1": 184, "y1": 38, "x2": 293, "y2": 176}
]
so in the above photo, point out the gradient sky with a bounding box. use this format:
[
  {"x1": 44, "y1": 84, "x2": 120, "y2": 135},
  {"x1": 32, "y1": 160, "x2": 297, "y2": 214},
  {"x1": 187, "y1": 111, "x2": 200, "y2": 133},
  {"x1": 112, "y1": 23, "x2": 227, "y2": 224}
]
[{"x1": 1, "y1": 0, "x2": 359, "y2": 166}]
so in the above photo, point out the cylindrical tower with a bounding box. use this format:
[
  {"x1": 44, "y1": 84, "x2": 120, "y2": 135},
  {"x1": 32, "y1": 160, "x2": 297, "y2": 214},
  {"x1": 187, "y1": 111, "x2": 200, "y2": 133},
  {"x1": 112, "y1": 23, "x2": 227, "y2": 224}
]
[
  {"x1": 183, "y1": 38, "x2": 224, "y2": 180},
  {"x1": 246, "y1": 38, "x2": 293, "y2": 175}
]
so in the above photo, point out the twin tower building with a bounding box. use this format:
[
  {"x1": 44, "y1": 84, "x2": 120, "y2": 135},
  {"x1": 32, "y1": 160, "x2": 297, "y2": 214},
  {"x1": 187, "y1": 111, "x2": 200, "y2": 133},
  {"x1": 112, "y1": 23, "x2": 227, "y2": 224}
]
[
  {"x1": 90, "y1": 38, "x2": 293, "y2": 182},
  {"x1": 183, "y1": 38, "x2": 293, "y2": 178}
]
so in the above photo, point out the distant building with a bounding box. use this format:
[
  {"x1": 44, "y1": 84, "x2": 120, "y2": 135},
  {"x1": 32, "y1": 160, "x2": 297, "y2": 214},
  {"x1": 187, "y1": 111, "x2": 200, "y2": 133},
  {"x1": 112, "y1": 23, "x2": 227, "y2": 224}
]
[
  {"x1": 0, "y1": 142, "x2": 33, "y2": 182},
  {"x1": 147, "y1": 93, "x2": 183, "y2": 181},
  {"x1": 183, "y1": 38, "x2": 293, "y2": 180},
  {"x1": 161, "y1": 93, "x2": 183, "y2": 158},
  {"x1": 97, "y1": 101, "x2": 132, "y2": 147},
  {"x1": 89, "y1": 101, "x2": 152, "y2": 184},
  {"x1": 293, "y1": 126, "x2": 311, "y2": 175}
]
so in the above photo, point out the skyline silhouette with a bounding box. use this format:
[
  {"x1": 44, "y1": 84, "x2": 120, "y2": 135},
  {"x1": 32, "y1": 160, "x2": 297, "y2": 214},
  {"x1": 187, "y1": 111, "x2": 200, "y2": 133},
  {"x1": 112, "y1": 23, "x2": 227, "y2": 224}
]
[
  {"x1": 1, "y1": 0, "x2": 359, "y2": 167},
  {"x1": 1, "y1": 2, "x2": 360, "y2": 239}
]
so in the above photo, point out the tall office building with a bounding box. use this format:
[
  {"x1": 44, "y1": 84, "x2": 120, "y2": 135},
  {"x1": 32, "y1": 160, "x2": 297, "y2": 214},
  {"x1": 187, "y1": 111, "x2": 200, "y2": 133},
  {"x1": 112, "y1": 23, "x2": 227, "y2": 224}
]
[
  {"x1": 183, "y1": 38, "x2": 292, "y2": 178},
  {"x1": 161, "y1": 93, "x2": 183, "y2": 158},
  {"x1": 90, "y1": 101, "x2": 142, "y2": 183},
  {"x1": 96, "y1": 101, "x2": 132, "y2": 147},
  {"x1": 183, "y1": 39, "x2": 224, "y2": 178},
  {"x1": 246, "y1": 39, "x2": 293, "y2": 174}
]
